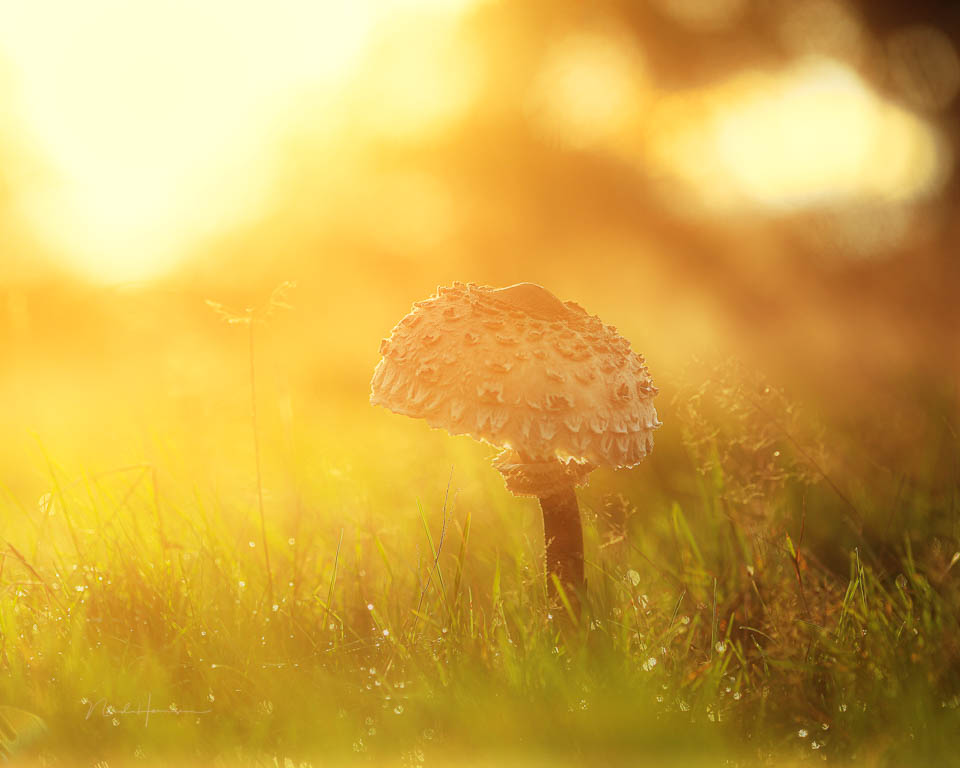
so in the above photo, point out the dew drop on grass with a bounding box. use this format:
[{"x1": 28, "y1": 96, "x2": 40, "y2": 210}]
[
  {"x1": 248, "y1": 541, "x2": 255, "y2": 548},
  {"x1": 367, "y1": 603, "x2": 374, "y2": 611},
  {"x1": 715, "y1": 641, "x2": 727, "y2": 654},
  {"x1": 839, "y1": 703, "x2": 848, "y2": 712},
  {"x1": 642, "y1": 657, "x2": 657, "y2": 671},
  {"x1": 394, "y1": 705, "x2": 404, "y2": 715},
  {"x1": 239, "y1": 581, "x2": 246, "y2": 589},
  {"x1": 288, "y1": 538, "x2": 296, "y2": 546},
  {"x1": 272, "y1": 604, "x2": 279, "y2": 612},
  {"x1": 798, "y1": 729, "x2": 808, "y2": 738}
]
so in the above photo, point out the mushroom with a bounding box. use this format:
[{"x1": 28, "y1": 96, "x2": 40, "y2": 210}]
[{"x1": 370, "y1": 282, "x2": 660, "y2": 603}]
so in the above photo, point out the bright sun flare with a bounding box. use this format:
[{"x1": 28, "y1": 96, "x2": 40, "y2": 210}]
[{"x1": 0, "y1": 0, "x2": 478, "y2": 283}]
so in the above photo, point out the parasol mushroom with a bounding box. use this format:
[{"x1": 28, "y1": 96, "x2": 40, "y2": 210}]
[{"x1": 370, "y1": 282, "x2": 660, "y2": 604}]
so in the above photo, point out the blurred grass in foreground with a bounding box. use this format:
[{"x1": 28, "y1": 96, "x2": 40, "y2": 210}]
[{"x1": 0, "y1": 348, "x2": 957, "y2": 766}]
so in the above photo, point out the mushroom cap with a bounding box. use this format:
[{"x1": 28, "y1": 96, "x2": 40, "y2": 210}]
[{"x1": 370, "y1": 282, "x2": 660, "y2": 469}]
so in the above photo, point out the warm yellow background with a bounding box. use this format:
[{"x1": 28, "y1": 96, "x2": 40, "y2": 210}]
[{"x1": 1, "y1": 0, "x2": 956, "y2": 489}]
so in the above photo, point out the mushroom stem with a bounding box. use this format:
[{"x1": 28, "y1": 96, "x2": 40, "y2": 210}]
[{"x1": 538, "y1": 483, "x2": 585, "y2": 603}]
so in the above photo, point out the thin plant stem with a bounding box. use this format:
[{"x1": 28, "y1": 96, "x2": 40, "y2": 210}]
[
  {"x1": 249, "y1": 315, "x2": 273, "y2": 600},
  {"x1": 207, "y1": 284, "x2": 295, "y2": 600},
  {"x1": 410, "y1": 466, "x2": 453, "y2": 636}
]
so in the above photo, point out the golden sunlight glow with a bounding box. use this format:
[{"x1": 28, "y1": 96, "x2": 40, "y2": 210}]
[
  {"x1": 0, "y1": 0, "x2": 481, "y2": 283},
  {"x1": 528, "y1": 28, "x2": 648, "y2": 150},
  {"x1": 350, "y1": 14, "x2": 483, "y2": 142},
  {"x1": 648, "y1": 58, "x2": 948, "y2": 212}
]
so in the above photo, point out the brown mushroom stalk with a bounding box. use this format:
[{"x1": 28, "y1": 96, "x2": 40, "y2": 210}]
[
  {"x1": 370, "y1": 282, "x2": 660, "y2": 607},
  {"x1": 491, "y1": 450, "x2": 595, "y2": 599},
  {"x1": 539, "y1": 485, "x2": 583, "y2": 593}
]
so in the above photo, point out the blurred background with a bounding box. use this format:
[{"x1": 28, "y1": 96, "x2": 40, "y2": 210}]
[{"x1": 0, "y1": 0, "x2": 957, "y2": 502}]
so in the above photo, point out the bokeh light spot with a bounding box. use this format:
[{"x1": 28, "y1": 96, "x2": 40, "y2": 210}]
[
  {"x1": 528, "y1": 28, "x2": 648, "y2": 150},
  {"x1": 350, "y1": 14, "x2": 483, "y2": 142},
  {"x1": 886, "y1": 24, "x2": 960, "y2": 113},
  {"x1": 651, "y1": 0, "x2": 748, "y2": 33},
  {"x1": 648, "y1": 58, "x2": 949, "y2": 212},
  {"x1": 773, "y1": 0, "x2": 865, "y2": 65}
]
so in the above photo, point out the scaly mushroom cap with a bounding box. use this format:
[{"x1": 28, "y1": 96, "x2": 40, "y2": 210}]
[{"x1": 371, "y1": 281, "x2": 660, "y2": 477}]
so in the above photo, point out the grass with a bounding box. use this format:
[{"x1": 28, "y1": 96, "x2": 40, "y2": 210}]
[{"x1": 0, "y1": 358, "x2": 958, "y2": 767}]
